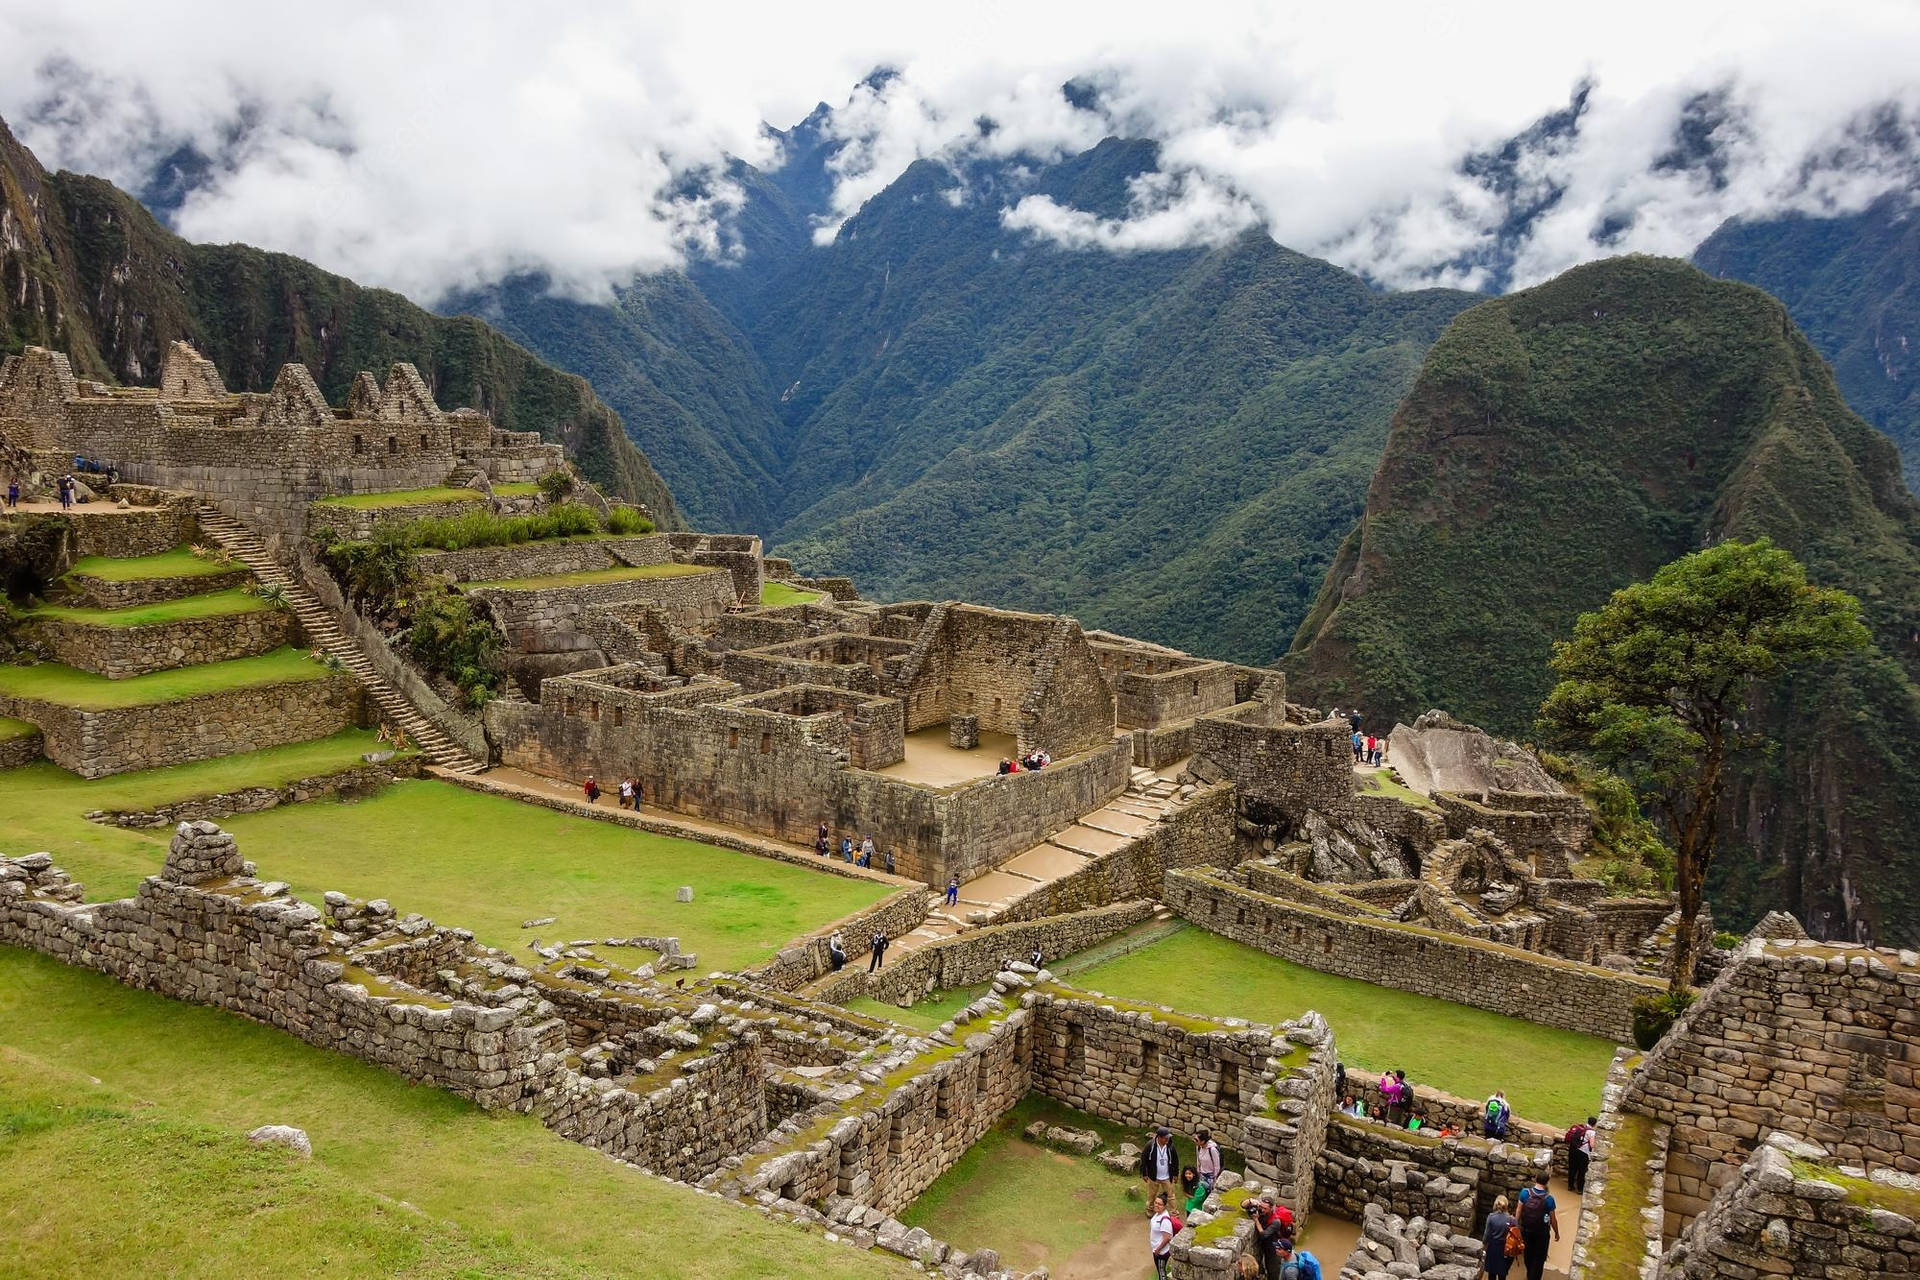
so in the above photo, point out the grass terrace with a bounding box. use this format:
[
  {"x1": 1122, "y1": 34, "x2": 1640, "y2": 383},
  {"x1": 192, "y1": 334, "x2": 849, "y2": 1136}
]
[
  {"x1": 0, "y1": 647, "x2": 328, "y2": 710},
  {"x1": 1069, "y1": 925, "x2": 1615, "y2": 1125},
  {"x1": 760, "y1": 581, "x2": 822, "y2": 607},
  {"x1": 313, "y1": 486, "x2": 485, "y2": 509},
  {"x1": 22, "y1": 587, "x2": 273, "y2": 627},
  {"x1": 65, "y1": 545, "x2": 236, "y2": 582},
  {"x1": 844, "y1": 983, "x2": 992, "y2": 1031},
  {"x1": 0, "y1": 716, "x2": 36, "y2": 742},
  {"x1": 465, "y1": 562, "x2": 712, "y2": 591},
  {"x1": 0, "y1": 950, "x2": 907, "y2": 1280},
  {"x1": 0, "y1": 731, "x2": 405, "y2": 901},
  {"x1": 1358, "y1": 768, "x2": 1438, "y2": 808},
  {"x1": 491, "y1": 482, "x2": 542, "y2": 497},
  {"x1": 219, "y1": 781, "x2": 891, "y2": 971}
]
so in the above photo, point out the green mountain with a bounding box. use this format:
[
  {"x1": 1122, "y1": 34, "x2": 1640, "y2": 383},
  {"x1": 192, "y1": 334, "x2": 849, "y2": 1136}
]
[
  {"x1": 1696, "y1": 194, "x2": 1920, "y2": 490},
  {"x1": 0, "y1": 117, "x2": 679, "y2": 521},
  {"x1": 1287, "y1": 256, "x2": 1920, "y2": 944},
  {"x1": 477, "y1": 138, "x2": 1474, "y2": 661}
]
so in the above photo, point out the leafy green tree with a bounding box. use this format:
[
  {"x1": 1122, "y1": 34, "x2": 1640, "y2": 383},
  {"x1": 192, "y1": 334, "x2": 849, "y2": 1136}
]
[{"x1": 1538, "y1": 539, "x2": 1869, "y2": 992}]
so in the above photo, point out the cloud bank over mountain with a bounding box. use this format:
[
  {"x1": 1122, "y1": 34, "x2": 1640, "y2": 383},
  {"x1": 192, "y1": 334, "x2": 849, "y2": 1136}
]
[{"x1": 5, "y1": 0, "x2": 1918, "y2": 300}]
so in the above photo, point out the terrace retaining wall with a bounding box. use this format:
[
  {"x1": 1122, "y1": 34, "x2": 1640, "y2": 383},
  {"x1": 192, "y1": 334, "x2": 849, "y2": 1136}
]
[
  {"x1": 65, "y1": 565, "x2": 251, "y2": 609},
  {"x1": 26, "y1": 605, "x2": 291, "y2": 679}
]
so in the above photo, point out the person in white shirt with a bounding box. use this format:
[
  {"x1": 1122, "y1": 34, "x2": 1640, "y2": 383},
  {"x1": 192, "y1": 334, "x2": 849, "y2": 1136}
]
[{"x1": 1149, "y1": 1193, "x2": 1176, "y2": 1279}]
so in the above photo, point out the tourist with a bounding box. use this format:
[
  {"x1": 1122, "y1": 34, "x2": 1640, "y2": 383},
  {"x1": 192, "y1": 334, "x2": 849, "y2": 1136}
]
[
  {"x1": 827, "y1": 933, "x2": 846, "y2": 971},
  {"x1": 1194, "y1": 1127, "x2": 1222, "y2": 1195},
  {"x1": 1364, "y1": 734, "x2": 1377, "y2": 765},
  {"x1": 841, "y1": 836, "x2": 854, "y2": 862},
  {"x1": 1334, "y1": 1061, "x2": 1346, "y2": 1100},
  {"x1": 1006, "y1": 757, "x2": 1021, "y2": 773},
  {"x1": 998, "y1": 759, "x2": 1012, "y2": 775},
  {"x1": 1273, "y1": 1237, "x2": 1322, "y2": 1280},
  {"x1": 1515, "y1": 1173, "x2": 1559, "y2": 1280},
  {"x1": 583, "y1": 775, "x2": 600, "y2": 804},
  {"x1": 617, "y1": 778, "x2": 633, "y2": 809},
  {"x1": 1237, "y1": 1257, "x2": 1262, "y2": 1280},
  {"x1": 1388, "y1": 1070, "x2": 1412, "y2": 1126},
  {"x1": 1566, "y1": 1115, "x2": 1596, "y2": 1192},
  {"x1": 1028, "y1": 944, "x2": 1043, "y2": 969},
  {"x1": 1338, "y1": 1093, "x2": 1360, "y2": 1117},
  {"x1": 946, "y1": 876, "x2": 959, "y2": 907},
  {"x1": 1376, "y1": 1071, "x2": 1400, "y2": 1124},
  {"x1": 628, "y1": 778, "x2": 641, "y2": 811},
  {"x1": 1138, "y1": 1125, "x2": 1180, "y2": 1205},
  {"x1": 1179, "y1": 1165, "x2": 1207, "y2": 1216},
  {"x1": 1484, "y1": 1090, "x2": 1512, "y2": 1140},
  {"x1": 860, "y1": 835, "x2": 875, "y2": 865},
  {"x1": 1351, "y1": 729, "x2": 1363, "y2": 763},
  {"x1": 816, "y1": 823, "x2": 830, "y2": 857},
  {"x1": 59, "y1": 474, "x2": 73, "y2": 509},
  {"x1": 867, "y1": 930, "x2": 889, "y2": 973},
  {"x1": 883, "y1": 849, "x2": 895, "y2": 875},
  {"x1": 1148, "y1": 1192, "x2": 1176, "y2": 1280},
  {"x1": 1406, "y1": 1111, "x2": 1428, "y2": 1132},
  {"x1": 5, "y1": 478, "x2": 16, "y2": 509},
  {"x1": 1245, "y1": 1197, "x2": 1296, "y2": 1280},
  {"x1": 1483, "y1": 1194, "x2": 1520, "y2": 1280}
]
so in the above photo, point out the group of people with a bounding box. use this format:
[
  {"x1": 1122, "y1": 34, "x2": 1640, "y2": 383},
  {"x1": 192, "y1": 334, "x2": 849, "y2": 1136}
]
[
  {"x1": 1350, "y1": 730, "x2": 1387, "y2": 767},
  {"x1": 996, "y1": 750, "x2": 1051, "y2": 774},
  {"x1": 1481, "y1": 1174, "x2": 1562, "y2": 1280},
  {"x1": 823, "y1": 929, "x2": 893, "y2": 973},
  {"x1": 1138, "y1": 1124, "x2": 1322, "y2": 1280},
  {"x1": 814, "y1": 823, "x2": 895, "y2": 874},
  {"x1": 580, "y1": 775, "x2": 646, "y2": 809}
]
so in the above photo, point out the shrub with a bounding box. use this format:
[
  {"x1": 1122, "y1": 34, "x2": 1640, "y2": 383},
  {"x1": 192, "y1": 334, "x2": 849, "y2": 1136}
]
[
  {"x1": 319, "y1": 524, "x2": 420, "y2": 619},
  {"x1": 1712, "y1": 930, "x2": 1742, "y2": 951},
  {"x1": 551, "y1": 503, "x2": 599, "y2": 537},
  {"x1": 604, "y1": 505, "x2": 654, "y2": 535},
  {"x1": 1631, "y1": 989, "x2": 1696, "y2": 1050},
  {"x1": 536, "y1": 470, "x2": 576, "y2": 502},
  {"x1": 405, "y1": 590, "x2": 503, "y2": 710},
  {"x1": 397, "y1": 502, "x2": 605, "y2": 552}
]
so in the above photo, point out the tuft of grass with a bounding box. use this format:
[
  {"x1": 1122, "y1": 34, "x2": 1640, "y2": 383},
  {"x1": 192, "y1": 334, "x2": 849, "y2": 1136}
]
[
  {"x1": 66, "y1": 546, "x2": 236, "y2": 582},
  {"x1": 1070, "y1": 926, "x2": 1615, "y2": 1125},
  {"x1": 466, "y1": 562, "x2": 712, "y2": 591},
  {"x1": 23, "y1": 587, "x2": 272, "y2": 628},
  {"x1": 313, "y1": 487, "x2": 485, "y2": 510},
  {"x1": 844, "y1": 984, "x2": 991, "y2": 1031},
  {"x1": 0, "y1": 955, "x2": 909, "y2": 1280},
  {"x1": 218, "y1": 781, "x2": 890, "y2": 971},
  {"x1": 760, "y1": 581, "x2": 822, "y2": 607},
  {"x1": 0, "y1": 647, "x2": 327, "y2": 709}
]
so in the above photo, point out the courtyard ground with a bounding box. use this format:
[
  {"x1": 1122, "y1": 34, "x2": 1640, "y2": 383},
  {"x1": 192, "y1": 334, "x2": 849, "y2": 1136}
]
[
  {"x1": 1066, "y1": 925, "x2": 1615, "y2": 1126},
  {"x1": 0, "y1": 947, "x2": 907, "y2": 1280},
  {"x1": 759, "y1": 581, "x2": 821, "y2": 607},
  {"x1": 219, "y1": 779, "x2": 891, "y2": 971}
]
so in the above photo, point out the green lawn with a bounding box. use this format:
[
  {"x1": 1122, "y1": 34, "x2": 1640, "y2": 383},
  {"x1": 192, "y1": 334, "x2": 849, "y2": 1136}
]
[
  {"x1": 845, "y1": 983, "x2": 991, "y2": 1031},
  {"x1": 0, "y1": 732, "x2": 404, "y2": 900},
  {"x1": 24, "y1": 587, "x2": 273, "y2": 627},
  {"x1": 0, "y1": 647, "x2": 327, "y2": 709},
  {"x1": 899, "y1": 1094, "x2": 1146, "y2": 1276},
  {"x1": 1070, "y1": 926, "x2": 1615, "y2": 1125},
  {"x1": 313, "y1": 487, "x2": 485, "y2": 509},
  {"x1": 0, "y1": 715, "x2": 35, "y2": 741},
  {"x1": 760, "y1": 581, "x2": 822, "y2": 607},
  {"x1": 491, "y1": 482, "x2": 542, "y2": 497},
  {"x1": 219, "y1": 781, "x2": 890, "y2": 971},
  {"x1": 66, "y1": 545, "x2": 236, "y2": 582},
  {"x1": 467, "y1": 562, "x2": 712, "y2": 591},
  {"x1": 1358, "y1": 769, "x2": 1438, "y2": 808},
  {"x1": 0, "y1": 949, "x2": 906, "y2": 1280}
]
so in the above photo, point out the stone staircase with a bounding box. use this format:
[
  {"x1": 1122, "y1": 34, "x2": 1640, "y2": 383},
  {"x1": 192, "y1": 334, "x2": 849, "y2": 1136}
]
[{"x1": 194, "y1": 505, "x2": 488, "y2": 774}]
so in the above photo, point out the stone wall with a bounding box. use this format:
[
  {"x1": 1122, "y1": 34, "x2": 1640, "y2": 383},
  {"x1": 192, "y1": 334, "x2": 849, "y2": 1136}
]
[
  {"x1": 62, "y1": 499, "x2": 197, "y2": 558},
  {"x1": 94, "y1": 755, "x2": 423, "y2": 827},
  {"x1": 1164, "y1": 867, "x2": 1661, "y2": 1041},
  {"x1": 26, "y1": 605, "x2": 291, "y2": 679},
  {"x1": 1240, "y1": 1013, "x2": 1339, "y2": 1215},
  {"x1": 66, "y1": 564, "x2": 252, "y2": 609},
  {"x1": 1190, "y1": 707, "x2": 1357, "y2": 818},
  {"x1": 810, "y1": 900, "x2": 1156, "y2": 1007},
  {"x1": 1622, "y1": 940, "x2": 1920, "y2": 1233},
  {"x1": 0, "y1": 672, "x2": 362, "y2": 778},
  {"x1": 1316, "y1": 1112, "x2": 1550, "y2": 1227},
  {"x1": 472, "y1": 569, "x2": 736, "y2": 656},
  {"x1": 744, "y1": 886, "x2": 933, "y2": 993},
  {"x1": 0, "y1": 722, "x2": 43, "y2": 768},
  {"x1": 1434, "y1": 791, "x2": 1586, "y2": 875},
  {"x1": 925, "y1": 740, "x2": 1132, "y2": 885},
  {"x1": 416, "y1": 533, "x2": 672, "y2": 583}
]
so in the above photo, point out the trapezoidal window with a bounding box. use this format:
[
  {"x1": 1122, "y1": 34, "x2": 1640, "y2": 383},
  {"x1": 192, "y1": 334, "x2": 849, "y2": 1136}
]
[
  {"x1": 1141, "y1": 1040, "x2": 1160, "y2": 1078},
  {"x1": 612, "y1": 706, "x2": 624, "y2": 727},
  {"x1": 386, "y1": 435, "x2": 398, "y2": 454},
  {"x1": 1218, "y1": 1061, "x2": 1241, "y2": 1105},
  {"x1": 728, "y1": 728, "x2": 740, "y2": 749},
  {"x1": 1066, "y1": 1021, "x2": 1085, "y2": 1073},
  {"x1": 589, "y1": 701, "x2": 600, "y2": 722},
  {"x1": 760, "y1": 731, "x2": 772, "y2": 754},
  {"x1": 352, "y1": 434, "x2": 364, "y2": 454},
  {"x1": 418, "y1": 432, "x2": 428, "y2": 449}
]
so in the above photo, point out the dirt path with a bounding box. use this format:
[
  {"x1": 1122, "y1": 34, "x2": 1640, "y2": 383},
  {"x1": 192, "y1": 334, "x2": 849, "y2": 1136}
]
[{"x1": 1054, "y1": 1210, "x2": 1153, "y2": 1280}]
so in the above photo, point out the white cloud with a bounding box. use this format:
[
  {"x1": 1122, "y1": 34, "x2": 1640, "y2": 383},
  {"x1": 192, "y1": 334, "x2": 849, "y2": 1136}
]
[{"x1": 1, "y1": 0, "x2": 1918, "y2": 299}]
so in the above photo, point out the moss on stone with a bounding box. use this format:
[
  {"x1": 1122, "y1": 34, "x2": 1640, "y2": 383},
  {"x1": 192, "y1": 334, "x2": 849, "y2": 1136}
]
[
  {"x1": 1789, "y1": 1158, "x2": 1920, "y2": 1218},
  {"x1": 1585, "y1": 1112, "x2": 1657, "y2": 1280}
]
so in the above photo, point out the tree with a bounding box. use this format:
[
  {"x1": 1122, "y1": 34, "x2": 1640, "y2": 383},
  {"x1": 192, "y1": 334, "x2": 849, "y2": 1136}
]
[{"x1": 1538, "y1": 539, "x2": 1869, "y2": 992}]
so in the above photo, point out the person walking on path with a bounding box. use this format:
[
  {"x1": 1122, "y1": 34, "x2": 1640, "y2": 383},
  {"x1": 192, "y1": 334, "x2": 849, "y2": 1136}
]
[
  {"x1": 582, "y1": 776, "x2": 600, "y2": 804},
  {"x1": 5, "y1": 479, "x2": 17, "y2": 509},
  {"x1": 1566, "y1": 1116, "x2": 1596, "y2": 1192},
  {"x1": 816, "y1": 823, "x2": 830, "y2": 857},
  {"x1": 1138, "y1": 1126, "x2": 1180, "y2": 1207},
  {"x1": 841, "y1": 836, "x2": 854, "y2": 863},
  {"x1": 1516, "y1": 1173, "x2": 1559, "y2": 1280},
  {"x1": 883, "y1": 849, "x2": 895, "y2": 875},
  {"x1": 1482, "y1": 1194, "x2": 1519, "y2": 1280},
  {"x1": 1194, "y1": 1127, "x2": 1222, "y2": 1196},
  {"x1": 867, "y1": 929, "x2": 889, "y2": 973},
  {"x1": 946, "y1": 876, "x2": 959, "y2": 907},
  {"x1": 1484, "y1": 1090, "x2": 1511, "y2": 1139},
  {"x1": 828, "y1": 933, "x2": 846, "y2": 971},
  {"x1": 1148, "y1": 1193, "x2": 1176, "y2": 1280}
]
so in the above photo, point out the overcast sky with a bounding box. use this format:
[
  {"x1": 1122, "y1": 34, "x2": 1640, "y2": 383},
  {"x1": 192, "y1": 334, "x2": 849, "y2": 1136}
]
[{"x1": 3, "y1": 0, "x2": 1916, "y2": 302}]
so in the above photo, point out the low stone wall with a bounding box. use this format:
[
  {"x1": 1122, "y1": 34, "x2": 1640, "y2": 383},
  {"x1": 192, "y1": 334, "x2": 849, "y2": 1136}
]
[
  {"x1": 0, "y1": 673, "x2": 362, "y2": 778},
  {"x1": 472, "y1": 568, "x2": 736, "y2": 651},
  {"x1": 1242, "y1": 861, "x2": 1388, "y2": 918},
  {"x1": 63, "y1": 499, "x2": 197, "y2": 558},
  {"x1": 0, "y1": 723, "x2": 43, "y2": 768},
  {"x1": 307, "y1": 495, "x2": 488, "y2": 541},
  {"x1": 1130, "y1": 718, "x2": 1198, "y2": 768},
  {"x1": 1165, "y1": 867, "x2": 1660, "y2": 1042},
  {"x1": 989, "y1": 784, "x2": 1235, "y2": 925},
  {"x1": 744, "y1": 886, "x2": 933, "y2": 993},
  {"x1": 1568, "y1": 1049, "x2": 1665, "y2": 1280},
  {"x1": 810, "y1": 900, "x2": 1157, "y2": 1007},
  {"x1": 26, "y1": 605, "x2": 291, "y2": 679},
  {"x1": 921, "y1": 738, "x2": 1133, "y2": 886},
  {"x1": 1317, "y1": 1112, "x2": 1550, "y2": 1226},
  {"x1": 93, "y1": 755, "x2": 423, "y2": 827},
  {"x1": 1345, "y1": 1068, "x2": 1567, "y2": 1176},
  {"x1": 66, "y1": 564, "x2": 251, "y2": 609},
  {"x1": 1315, "y1": 1122, "x2": 1480, "y2": 1232},
  {"x1": 416, "y1": 533, "x2": 671, "y2": 583}
]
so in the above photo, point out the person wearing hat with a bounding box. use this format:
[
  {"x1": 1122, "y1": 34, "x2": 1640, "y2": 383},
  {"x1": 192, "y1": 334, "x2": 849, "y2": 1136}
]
[
  {"x1": 1272, "y1": 1235, "x2": 1323, "y2": 1280},
  {"x1": 1137, "y1": 1125, "x2": 1182, "y2": 1206}
]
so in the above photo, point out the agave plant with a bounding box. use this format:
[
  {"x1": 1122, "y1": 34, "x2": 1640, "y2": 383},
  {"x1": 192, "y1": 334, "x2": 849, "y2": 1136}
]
[{"x1": 254, "y1": 582, "x2": 291, "y2": 610}]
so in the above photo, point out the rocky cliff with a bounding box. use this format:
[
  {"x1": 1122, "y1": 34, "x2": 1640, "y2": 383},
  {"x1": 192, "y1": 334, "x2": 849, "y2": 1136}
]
[
  {"x1": 0, "y1": 117, "x2": 679, "y2": 522},
  {"x1": 1287, "y1": 256, "x2": 1920, "y2": 945}
]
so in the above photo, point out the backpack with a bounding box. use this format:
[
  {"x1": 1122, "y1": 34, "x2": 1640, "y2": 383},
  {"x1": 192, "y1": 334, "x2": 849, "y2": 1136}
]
[
  {"x1": 1564, "y1": 1122, "x2": 1589, "y2": 1150},
  {"x1": 1169, "y1": 1213, "x2": 1185, "y2": 1235},
  {"x1": 1504, "y1": 1223, "x2": 1524, "y2": 1258},
  {"x1": 1519, "y1": 1190, "x2": 1550, "y2": 1227}
]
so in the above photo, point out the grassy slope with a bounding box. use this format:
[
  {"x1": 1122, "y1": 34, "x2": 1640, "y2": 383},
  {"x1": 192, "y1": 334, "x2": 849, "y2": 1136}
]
[
  {"x1": 0, "y1": 954, "x2": 904, "y2": 1280},
  {"x1": 24, "y1": 586, "x2": 270, "y2": 626},
  {"x1": 66, "y1": 545, "x2": 234, "y2": 581},
  {"x1": 1071, "y1": 926, "x2": 1615, "y2": 1125},
  {"x1": 0, "y1": 715, "x2": 39, "y2": 740},
  {"x1": 0, "y1": 646, "x2": 325, "y2": 708},
  {"x1": 0, "y1": 116, "x2": 678, "y2": 522},
  {"x1": 468, "y1": 562, "x2": 709, "y2": 590},
  {"x1": 760, "y1": 581, "x2": 821, "y2": 607},
  {"x1": 314, "y1": 486, "x2": 486, "y2": 509},
  {"x1": 1287, "y1": 256, "x2": 1920, "y2": 944},
  {"x1": 0, "y1": 732, "x2": 402, "y2": 900},
  {"x1": 217, "y1": 781, "x2": 888, "y2": 971}
]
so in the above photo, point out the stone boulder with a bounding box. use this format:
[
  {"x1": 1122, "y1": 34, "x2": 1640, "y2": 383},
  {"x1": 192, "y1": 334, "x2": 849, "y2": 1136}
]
[
  {"x1": 246, "y1": 1124, "x2": 312, "y2": 1158},
  {"x1": 1389, "y1": 712, "x2": 1562, "y2": 797}
]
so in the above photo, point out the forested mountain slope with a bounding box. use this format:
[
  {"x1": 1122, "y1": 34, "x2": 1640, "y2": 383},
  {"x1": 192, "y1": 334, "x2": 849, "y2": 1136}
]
[
  {"x1": 1288, "y1": 256, "x2": 1920, "y2": 944},
  {"x1": 0, "y1": 117, "x2": 678, "y2": 520},
  {"x1": 1696, "y1": 194, "x2": 1920, "y2": 490}
]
